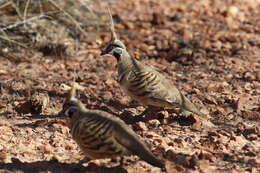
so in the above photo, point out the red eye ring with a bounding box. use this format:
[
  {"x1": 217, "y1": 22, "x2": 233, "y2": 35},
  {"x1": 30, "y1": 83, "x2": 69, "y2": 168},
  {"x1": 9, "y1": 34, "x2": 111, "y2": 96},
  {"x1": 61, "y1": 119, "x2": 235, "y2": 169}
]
[
  {"x1": 63, "y1": 104, "x2": 69, "y2": 111},
  {"x1": 107, "y1": 45, "x2": 115, "y2": 51}
]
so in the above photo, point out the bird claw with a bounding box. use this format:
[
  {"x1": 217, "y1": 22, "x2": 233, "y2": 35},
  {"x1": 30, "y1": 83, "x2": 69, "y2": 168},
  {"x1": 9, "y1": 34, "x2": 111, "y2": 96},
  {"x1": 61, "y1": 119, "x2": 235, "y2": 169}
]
[
  {"x1": 78, "y1": 157, "x2": 91, "y2": 165},
  {"x1": 132, "y1": 108, "x2": 150, "y2": 122},
  {"x1": 132, "y1": 114, "x2": 146, "y2": 122}
]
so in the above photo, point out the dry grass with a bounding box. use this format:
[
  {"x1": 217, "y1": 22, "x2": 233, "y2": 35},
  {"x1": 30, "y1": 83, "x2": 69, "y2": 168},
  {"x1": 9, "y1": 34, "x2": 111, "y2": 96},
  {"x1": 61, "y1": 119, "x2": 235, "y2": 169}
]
[{"x1": 0, "y1": 0, "x2": 107, "y2": 59}]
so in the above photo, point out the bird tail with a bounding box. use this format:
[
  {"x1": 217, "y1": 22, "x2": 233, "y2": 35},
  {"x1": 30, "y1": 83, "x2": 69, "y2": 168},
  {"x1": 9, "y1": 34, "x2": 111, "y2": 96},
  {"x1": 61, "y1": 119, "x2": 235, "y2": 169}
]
[
  {"x1": 136, "y1": 149, "x2": 164, "y2": 168},
  {"x1": 181, "y1": 93, "x2": 206, "y2": 117}
]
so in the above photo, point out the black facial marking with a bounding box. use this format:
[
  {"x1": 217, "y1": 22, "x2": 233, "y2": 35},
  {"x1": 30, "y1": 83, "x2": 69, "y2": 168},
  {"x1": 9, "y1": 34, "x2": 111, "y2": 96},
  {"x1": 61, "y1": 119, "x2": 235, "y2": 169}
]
[
  {"x1": 62, "y1": 101, "x2": 77, "y2": 118},
  {"x1": 111, "y1": 43, "x2": 122, "y2": 48},
  {"x1": 106, "y1": 43, "x2": 122, "y2": 52},
  {"x1": 66, "y1": 107, "x2": 77, "y2": 118},
  {"x1": 63, "y1": 101, "x2": 76, "y2": 109},
  {"x1": 113, "y1": 48, "x2": 122, "y2": 60}
]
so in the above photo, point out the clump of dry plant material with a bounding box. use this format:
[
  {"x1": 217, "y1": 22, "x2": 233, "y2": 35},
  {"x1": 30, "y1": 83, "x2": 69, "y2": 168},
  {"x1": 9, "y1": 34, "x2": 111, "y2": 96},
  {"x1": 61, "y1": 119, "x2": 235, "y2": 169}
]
[{"x1": 0, "y1": 0, "x2": 106, "y2": 60}]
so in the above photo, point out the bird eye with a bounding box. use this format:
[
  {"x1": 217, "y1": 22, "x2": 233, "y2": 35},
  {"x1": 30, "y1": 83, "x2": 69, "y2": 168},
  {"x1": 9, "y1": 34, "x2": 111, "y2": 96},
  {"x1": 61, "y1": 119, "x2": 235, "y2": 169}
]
[
  {"x1": 107, "y1": 45, "x2": 115, "y2": 51},
  {"x1": 62, "y1": 105, "x2": 67, "y2": 111},
  {"x1": 63, "y1": 104, "x2": 70, "y2": 111},
  {"x1": 65, "y1": 107, "x2": 77, "y2": 118}
]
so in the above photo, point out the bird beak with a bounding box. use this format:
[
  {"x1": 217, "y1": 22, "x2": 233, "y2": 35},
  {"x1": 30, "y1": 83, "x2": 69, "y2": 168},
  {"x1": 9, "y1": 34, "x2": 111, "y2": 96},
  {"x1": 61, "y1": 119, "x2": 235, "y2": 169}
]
[
  {"x1": 100, "y1": 49, "x2": 108, "y2": 56},
  {"x1": 57, "y1": 109, "x2": 66, "y2": 117}
]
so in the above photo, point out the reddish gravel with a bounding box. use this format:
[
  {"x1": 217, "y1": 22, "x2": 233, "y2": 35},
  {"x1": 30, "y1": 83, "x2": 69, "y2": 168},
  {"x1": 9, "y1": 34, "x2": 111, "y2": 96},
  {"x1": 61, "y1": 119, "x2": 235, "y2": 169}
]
[{"x1": 0, "y1": 0, "x2": 259, "y2": 173}]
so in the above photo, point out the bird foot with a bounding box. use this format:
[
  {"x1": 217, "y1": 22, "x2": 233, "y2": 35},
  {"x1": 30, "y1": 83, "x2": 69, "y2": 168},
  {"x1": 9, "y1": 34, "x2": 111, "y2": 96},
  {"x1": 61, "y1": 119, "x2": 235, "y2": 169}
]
[
  {"x1": 132, "y1": 114, "x2": 146, "y2": 122},
  {"x1": 131, "y1": 107, "x2": 150, "y2": 122},
  {"x1": 179, "y1": 110, "x2": 192, "y2": 117},
  {"x1": 78, "y1": 157, "x2": 91, "y2": 165}
]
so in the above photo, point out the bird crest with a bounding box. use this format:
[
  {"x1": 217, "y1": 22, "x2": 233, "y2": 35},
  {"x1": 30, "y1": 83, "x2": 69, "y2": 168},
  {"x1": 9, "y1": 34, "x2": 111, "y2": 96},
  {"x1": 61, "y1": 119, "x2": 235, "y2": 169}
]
[
  {"x1": 67, "y1": 82, "x2": 77, "y2": 101},
  {"x1": 65, "y1": 74, "x2": 85, "y2": 111},
  {"x1": 108, "y1": 7, "x2": 118, "y2": 41}
]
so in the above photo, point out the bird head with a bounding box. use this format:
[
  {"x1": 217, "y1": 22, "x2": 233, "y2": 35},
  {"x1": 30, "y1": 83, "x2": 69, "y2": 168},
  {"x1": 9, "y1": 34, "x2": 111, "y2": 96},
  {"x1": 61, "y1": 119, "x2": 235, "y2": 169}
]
[
  {"x1": 100, "y1": 40, "x2": 126, "y2": 60},
  {"x1": 100, "y1": 8, "x2": 126, "y2": 60},
  {"x1": 58, "y1": 100, "x2": 78, "y2": 118},
  {"x1": 58, "y1": 83, "x2": 84, "y2": 118}
]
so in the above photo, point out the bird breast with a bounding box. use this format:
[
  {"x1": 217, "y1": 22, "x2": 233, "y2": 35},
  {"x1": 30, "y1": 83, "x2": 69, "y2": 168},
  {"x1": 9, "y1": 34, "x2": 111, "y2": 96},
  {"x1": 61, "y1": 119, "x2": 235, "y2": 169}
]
[
  {"x1": 118, "y1": 66, "x2": 183, "y2": 108},
  {"x1": 70, "y1": 116, "x2": 128, "y2": 159}
]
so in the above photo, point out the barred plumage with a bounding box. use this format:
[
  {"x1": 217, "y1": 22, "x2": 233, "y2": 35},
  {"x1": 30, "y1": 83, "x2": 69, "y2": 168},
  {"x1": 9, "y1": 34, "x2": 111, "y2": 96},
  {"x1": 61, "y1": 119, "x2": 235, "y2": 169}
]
[
  {"x1": 58, "y1": 84, "x2": 164, "y2": 168},
  {"x1": 101, "y1": 10, "x2": 206, "y2": 118}
]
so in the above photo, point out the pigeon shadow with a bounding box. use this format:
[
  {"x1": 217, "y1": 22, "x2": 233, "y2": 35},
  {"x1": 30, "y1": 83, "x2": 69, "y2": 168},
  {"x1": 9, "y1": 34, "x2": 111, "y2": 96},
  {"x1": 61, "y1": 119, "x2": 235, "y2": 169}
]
[
  {"x1": 166, "y1": 115, "x2": 196, "y2": 126},
  {"x1": 0, "y1": 158, "x2": 128, "y2": 173}
]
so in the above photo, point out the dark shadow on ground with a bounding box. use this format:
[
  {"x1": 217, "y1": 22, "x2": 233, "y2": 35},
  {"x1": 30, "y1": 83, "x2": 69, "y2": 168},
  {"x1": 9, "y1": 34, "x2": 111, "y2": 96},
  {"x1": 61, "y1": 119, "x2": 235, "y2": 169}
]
[
  {"x1": 0, "y1": 158, "x2": 127, "y2": 173},
  {"x1": 166, "y1": 115, "x2": 196, "y2": 126}
]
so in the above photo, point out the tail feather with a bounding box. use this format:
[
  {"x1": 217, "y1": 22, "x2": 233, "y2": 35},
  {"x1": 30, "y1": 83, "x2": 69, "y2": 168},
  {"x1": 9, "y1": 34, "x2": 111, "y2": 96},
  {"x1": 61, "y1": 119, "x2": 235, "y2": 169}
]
[
  {"x1": 181, "y1": 93, "x2": 206, "y2": 117},
  {"x1": 137, "y1": 150, "x2": 164, "y2": 168}
]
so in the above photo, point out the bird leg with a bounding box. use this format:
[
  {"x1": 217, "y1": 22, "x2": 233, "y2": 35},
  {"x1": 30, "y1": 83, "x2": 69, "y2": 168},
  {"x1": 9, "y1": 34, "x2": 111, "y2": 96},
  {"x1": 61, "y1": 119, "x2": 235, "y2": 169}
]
[
  {"x1": 78, "y1": 156, "x2": 91, "y2": 165},
  {"x1": 179, "y1": 109, "x2": 192, "y2": 117},
  {"x1": 133, "y1": 107, "x2": 151, "y2": 121},
  {"x1": 119, "y1": 157, "x2": 124, "y2": 167}
]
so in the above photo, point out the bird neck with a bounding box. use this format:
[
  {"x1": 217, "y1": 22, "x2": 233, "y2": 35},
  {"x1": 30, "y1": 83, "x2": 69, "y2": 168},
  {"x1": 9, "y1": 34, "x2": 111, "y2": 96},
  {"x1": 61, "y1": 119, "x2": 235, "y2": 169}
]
[
  {"x1": 67, "y1": 111, "x2": 79, "y2": 129},
  {"x1": 67, "y1": 101, "x2": 87, "y2": 129},
  {"x1": 117, "y1": 50, "x2": 138, "y2": 74}
]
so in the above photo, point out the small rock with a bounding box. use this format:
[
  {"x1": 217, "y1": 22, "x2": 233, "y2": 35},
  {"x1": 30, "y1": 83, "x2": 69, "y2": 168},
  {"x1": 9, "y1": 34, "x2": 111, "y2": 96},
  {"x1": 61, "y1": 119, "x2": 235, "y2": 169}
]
[
  {"x1": 0, "y1": 70, "x2": 7, "y2": 74},
  {"x1": 151, "y1": 12, "x2": 165, "y2": 25},
  {"x1": 165, "y1": 160, "x2": 178, "y2": 173},
  {"x1": 34, "y1": 119, "x2": 48, "y2": 127},
  {"x1": 123, "y1": 21, "x2": 135, "y2": 30},
  {"x1": 145, "y1": 131, "x2": 158, "y2": 138},
  {"x1": 251, "y1": 167, "x2": 259, "y2": 173},
  {"x1": 199, "y1": 150, "x2": 215, "y2": 162},
  {"x1": 101, "y1": 91, "x2": 112, "y2": 101},
  {"x1": 139, "y1": 43, "x2": 149, "y2": 52},
  {"x1": 225, "y1": 35, "x2": 238, "y2": 43},
  {"x1": 0, "y1": 102, "x2": 5, "y2": 109},
  {"x1": 147, "y1": 119, "x2": 161, "y2": 128},
  {"x1": 16, "y1": 101, "x2": 33, "y2": 114},
  {"x1": 139, "y1": 22, "x2": 152, "y2": 29},
  {"x1": 156, "y1": 40, "x2": 162, "y2": 50},
  {"x1": 175, "y1": 165, "x2": 185, "y2": 171},
  {"x1": 226, "y1": 17, "x2": 239, "y2": 29},
  {"x1": 60, "y1": 83, "x2": 71, "y2": 91},
  {"x1": 150, "y1": 167, "x2": 161, "y2": 173},
  {"x1": 256, "y1": 71, "x2": 260, "y2": 81},
  {"x1": 0, "y1": 144, "x2": 3, "y2": 151},
  {"x1": 244, "y1": 72, "x2": 255, "y2": 80},
  {"x1": 105, "y1": 78, "x2": 115, "y2": 86},
  {"x1": 166, "y1": 149, "x2": 177, "y2": 161},
  {"x1": 227, "y1": 6, "x2": 239, "y2": 18},
  {"x1": 226, "y1": 113, "x2": 235, "y2": 120},
  {"x1": 173, "y1": 138, "x2": 182, "y2": 144},
  {"x1": 195, "y1": 160, "x2": 212, "y2": 172},
  {"x1": 212, "y1": 41, "x2": 222, "y2": 49},
  {"x1": 161, "y1": 118, "x2": 169, "y2": 125},
  {"x1": 225, "y1": 74, "x2": 233, "y2": 81},
  {"x1": 29, "y1": 92, "x2": 50, "y2": 114},
  {"x1": 178, "y1": 28, "x2": 193, "y2": 41},
  {"x1": 236, "y1": 94, "x2": 249, "y2": 114},
  {"x1": 204, "y1": 95, "x2": 217, "y2": 105},
  {"x1": 135, "y1": 121, "x2": 148, "y2": 131}
]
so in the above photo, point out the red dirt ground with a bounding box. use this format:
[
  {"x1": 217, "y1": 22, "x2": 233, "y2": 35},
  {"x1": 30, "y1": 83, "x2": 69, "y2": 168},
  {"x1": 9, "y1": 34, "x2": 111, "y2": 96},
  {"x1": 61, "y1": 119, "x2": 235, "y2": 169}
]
[{"x1": 0, "y1": 0, "x2": 259, "y2": 173}]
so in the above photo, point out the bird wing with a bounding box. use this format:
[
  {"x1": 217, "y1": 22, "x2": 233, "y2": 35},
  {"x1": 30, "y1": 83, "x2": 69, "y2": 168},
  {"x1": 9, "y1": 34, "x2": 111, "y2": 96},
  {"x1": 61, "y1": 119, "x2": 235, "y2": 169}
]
[
  {"x1": 126, "y1": 60, "x2": 183, "y2": 108},
  {"x1": 85, "y1": 110, "x2": 156, "y2": 158},
  {"x1": 143, "y1": 67, "x2": 183, "y2": 107},
  {"x1": 84, "y1": 110, "x2": 142, "y2": 151},
  {"x1": 113, "y1": 121, "x2": 164, "y2": 168}
]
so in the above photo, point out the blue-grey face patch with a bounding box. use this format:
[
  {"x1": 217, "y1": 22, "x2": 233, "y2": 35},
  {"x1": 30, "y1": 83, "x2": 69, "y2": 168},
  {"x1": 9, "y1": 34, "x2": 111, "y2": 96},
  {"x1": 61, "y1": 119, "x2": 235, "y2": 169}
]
[
  {"x1": 64, "y1": 106, "x2": 78, "y2": 118},
  {"x1": 113, "y1": 48, "x2": 123, "y2": 60},
  {"x1": 114, "y1": 47, "x2": 122, "y2": 54}
]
